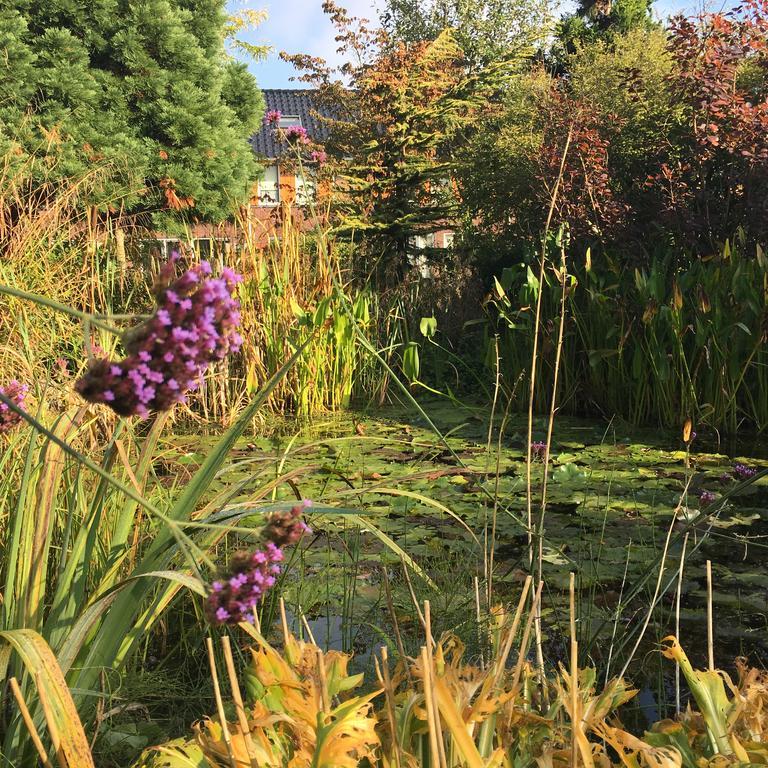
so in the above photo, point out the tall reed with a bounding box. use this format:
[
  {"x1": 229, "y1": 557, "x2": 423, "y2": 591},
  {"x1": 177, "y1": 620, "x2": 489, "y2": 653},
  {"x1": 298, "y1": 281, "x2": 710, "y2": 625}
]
[
  {"x1": 488, "y1": 238, "x2": 768, "y2": 433},
  {"x1": 233, "y1": 203, "x2": 372, "y2": 418}
]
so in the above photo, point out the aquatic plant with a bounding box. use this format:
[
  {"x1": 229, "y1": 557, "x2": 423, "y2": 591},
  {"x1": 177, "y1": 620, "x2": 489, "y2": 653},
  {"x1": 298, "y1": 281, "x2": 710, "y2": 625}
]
[
  {"x1": 488, "y1": 238, "x2": 768, "y2": 432},
  {"x1": 235, "y1": 202, "x2": 373, "y2": 416},
  {"x1": 14, "y1": 612, "x2": 768, "y2": 768},
  {"x1": 130, "y1": 619, "x2": 768, "y2": 768}
]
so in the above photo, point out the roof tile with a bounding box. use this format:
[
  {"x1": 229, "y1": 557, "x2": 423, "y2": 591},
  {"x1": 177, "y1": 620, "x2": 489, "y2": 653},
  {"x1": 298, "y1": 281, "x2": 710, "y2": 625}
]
[{"x1": 250, "y1": 89, "x2": 333, "y2": 158}]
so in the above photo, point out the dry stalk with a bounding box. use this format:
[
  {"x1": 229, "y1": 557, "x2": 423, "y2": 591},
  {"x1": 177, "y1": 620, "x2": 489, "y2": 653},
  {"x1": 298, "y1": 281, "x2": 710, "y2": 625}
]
[
  {"x1": 10, "y1": 677, "x2": 55, "y2": 768},
  {"x1": 421, "y1": 645, "x2": 441, "y2": 768},
  {"x1": 206, "y1": 637, "x2": 237, "y2": 768},
  {"x1": 375, "y1": 647, "x2": 403, "y2": 768},
  {"x1": 526, "y1": 126, "x2": 574, "y2": 700},
  {"x1": 706, "y1": 559, "x2": 714, "y2": 671},
  {"x1": 675, "y1": 533, "x2": 690, "y2": 714},
  {"x1": 221, "y1": 635, "x2": 258, "y2": 765}
]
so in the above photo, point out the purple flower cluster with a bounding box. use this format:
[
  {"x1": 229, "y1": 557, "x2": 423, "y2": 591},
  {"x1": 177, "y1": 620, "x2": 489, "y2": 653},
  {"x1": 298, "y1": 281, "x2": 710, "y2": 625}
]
[
  {"x1": 530, "y1": 441, "x2": 548, "y2": 461},
  {"x1": 310, "y1": 149, "x2": 328, "y2": 165},
  {"x1": 263, "y1": 500, "x2": 313, "y2": 547},
  {"x1": 75, "y1": 258, "x2": 243, "y2": 417},
  {"x1": 265, "y1": 109, "x2": 282, "y2": 125},
  {"x1": 284, "y1": 125, "x2": 310, "y2": 144},
  {"x1": 205, "y1": 543, "x2": 284, "y2": 625},
  {"x1": 733, "y1": 463, "x2": 758, "y2": 481},
  {"x1": 206, "y1": 501, "x2": 311, "y2": 626},
  {"x1": 0, "y1": 380, "x2": 29, "y2": 433},
  {"x1": 699, "y1": 489, "x2": 717, "y2": 505}
]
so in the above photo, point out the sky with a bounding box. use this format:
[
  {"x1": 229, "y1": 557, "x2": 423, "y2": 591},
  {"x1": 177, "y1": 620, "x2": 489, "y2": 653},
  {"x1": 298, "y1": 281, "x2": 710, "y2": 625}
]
[
  {"x1": 230, "y1": 0, "x2": 382, "y2": 89},
  {"x1": 229, "y1": 0, "x2": 729, "y2": 89}
]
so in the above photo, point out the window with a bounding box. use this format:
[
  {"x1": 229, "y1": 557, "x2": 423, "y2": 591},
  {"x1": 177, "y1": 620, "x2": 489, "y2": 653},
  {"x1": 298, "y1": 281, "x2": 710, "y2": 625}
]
[
  {"x1": 295, "y1": 169, "x2": 316, "y2": 206},
  {"x1": 143, "y1": 238, "x2": 180, "y2": 260},
  {"x1": 278, "y1": 115, "x2": 301, "y2": 129},
  {"x1": 406, "y1": 234, "x2": 434, "y2": 278},
  {"x1": 258, "y1": 164, "x2": 279, "y2": 206},
  {"x1": 409, "y1": 233, "x2": 435, "y2": 250},
  {"x1": 141, "y1": 238, "x2": 229, "y2": 261},
  {"x1": 192, "y1": 238, "x2": 212, "y2": 259}
]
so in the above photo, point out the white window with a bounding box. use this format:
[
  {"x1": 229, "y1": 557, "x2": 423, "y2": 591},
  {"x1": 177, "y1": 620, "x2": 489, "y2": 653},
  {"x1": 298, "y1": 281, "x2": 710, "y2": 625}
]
[
  {"x1": 155, "y1": 238, "x2": 181, "y2": 260},
  {"x1": 295, "y1": 169, "x2": 316, "y2": 206},
  {"x1": 278, "y1": 115, "x2": 301, "y2": 129},
  {"x1": 192, "y1": 239, "x2": 229, "y2": 258},
  {"x1": 258, "y1": 164, "x2": 279, "y2": 206},
  {"x1": 410, "y1": 233, "x2": 435, "y2": 250}
]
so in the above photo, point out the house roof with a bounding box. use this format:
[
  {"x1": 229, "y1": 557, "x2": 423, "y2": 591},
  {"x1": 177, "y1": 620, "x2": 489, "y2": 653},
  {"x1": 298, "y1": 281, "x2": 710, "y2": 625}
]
[{"x1": 250, "y1": 89, "x2": 333, "y2": 159}]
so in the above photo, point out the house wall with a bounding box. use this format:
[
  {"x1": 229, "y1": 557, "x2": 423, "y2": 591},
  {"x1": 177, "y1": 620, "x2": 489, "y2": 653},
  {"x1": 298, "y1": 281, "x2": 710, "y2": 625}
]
[{"x1": 149, "y1": 165, "x2": 454, "y2": 255}]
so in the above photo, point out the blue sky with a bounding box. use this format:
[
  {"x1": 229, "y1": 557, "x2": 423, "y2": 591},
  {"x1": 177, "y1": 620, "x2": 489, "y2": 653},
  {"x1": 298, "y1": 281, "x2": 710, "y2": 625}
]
[
  {"x1": 229, "y1": 0, "x2": 381, "y2": 89},
  {"x1": 230, "y1": 0, "x2": 729, "y2": 89}
]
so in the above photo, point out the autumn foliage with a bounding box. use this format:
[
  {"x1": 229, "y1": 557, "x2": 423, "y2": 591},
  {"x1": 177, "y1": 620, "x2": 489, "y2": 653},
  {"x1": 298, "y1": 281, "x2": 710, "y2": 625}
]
[
  {"x1": 461, "y1": 0, "x2": 768, "y2": 263},
  {"x1": 536, "y1": 90, "x2": 627, "y2": 241},
  {"x1": 650, "y1": 0, "x2": 768, "y2": 247},
  {"x1": 283, "y1": 2, "x2": 513, "y2": 277}
]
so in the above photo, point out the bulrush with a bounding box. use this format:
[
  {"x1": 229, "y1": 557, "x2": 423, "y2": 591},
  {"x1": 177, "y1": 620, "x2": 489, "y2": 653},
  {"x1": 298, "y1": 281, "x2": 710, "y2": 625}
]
[
  {"x1": 75, "y1": 257, "x2": 242, "y2": 417},
  {"x1": 205, "y1": 542, "x2": 284, "y2": 625},
  {"x1": 0, "y1": 380, "x2": 29, "y2": 433}
]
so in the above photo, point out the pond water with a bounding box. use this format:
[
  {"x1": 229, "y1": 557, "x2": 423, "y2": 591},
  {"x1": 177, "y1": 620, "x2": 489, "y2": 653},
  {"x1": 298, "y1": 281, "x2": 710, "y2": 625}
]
[{"x1": 161, "y1": 401, "x2": 768, "y2": 715}]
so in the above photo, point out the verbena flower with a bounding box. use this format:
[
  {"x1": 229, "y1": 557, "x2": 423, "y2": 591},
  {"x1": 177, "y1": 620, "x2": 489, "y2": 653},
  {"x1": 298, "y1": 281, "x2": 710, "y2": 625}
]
[
  {"x1": 263, "y1": 500, "x2": 312, "y2": 547},
  {"x1": 0, "y1": 380, "x2": 29, "y2": 433},
  {"x1": 265, "y1": 109, "x2": 282, "y2": 125},
  {"x1": 75, "y1": 257, "x2": 242, "y2": 417},
  {"x1": 310, "y1": 149, "x2": 327, "y2": 165},
  {"x1": 699, "y1": 489, "x2": 716, "y2": 505},
  {"x1": 733, "y1": 463, "x2": 758, "y2": 481},
  {"x1": 205, "y1": 543, "x2": 284, "y2": 625},
  {"x1": 284, "y1": 125, "x2": 310, "y2": 144},
  {"x1": 530, "y1": 441, "x2": 548, "y2": 461}
]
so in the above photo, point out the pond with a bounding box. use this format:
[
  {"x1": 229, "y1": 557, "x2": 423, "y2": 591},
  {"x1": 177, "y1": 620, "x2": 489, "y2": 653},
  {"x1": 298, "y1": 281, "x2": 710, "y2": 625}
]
[{"x1": 160, "y1": 400, "x2": 768, "y2": 718}]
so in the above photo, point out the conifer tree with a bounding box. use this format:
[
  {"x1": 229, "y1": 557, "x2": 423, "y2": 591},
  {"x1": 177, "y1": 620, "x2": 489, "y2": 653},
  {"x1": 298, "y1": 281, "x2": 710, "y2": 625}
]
[
  {"x1": 0, "y1": 0, "x2": 264, "y2": 225},
  {"x1": 557, "y1": 0, "x2": 657, "y2": 58},
  {"x1": 284, "y1": 2, "x2": 514, "y2": 278}
]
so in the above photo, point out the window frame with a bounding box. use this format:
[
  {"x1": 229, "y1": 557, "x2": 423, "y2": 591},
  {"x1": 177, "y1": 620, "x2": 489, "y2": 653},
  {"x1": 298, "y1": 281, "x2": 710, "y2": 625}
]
[
  {"x1": 294, "y1": 167, "x2": 317, "y2": 207},
  {"x1": 277, "y1": 115, "x2": 302, "y2": 129},
  {"x1": 258, "y1": 162, "x2": 280, "y2": 207}
]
